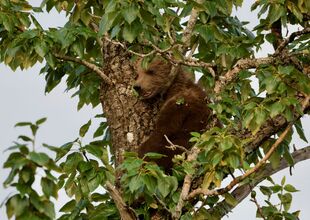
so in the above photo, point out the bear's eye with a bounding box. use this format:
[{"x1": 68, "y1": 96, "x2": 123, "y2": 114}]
[{"x1": 146, "y1": 69, "x2": 155, "y2": 75}]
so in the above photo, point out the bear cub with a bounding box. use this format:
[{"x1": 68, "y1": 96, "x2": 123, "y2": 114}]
[{"x1": 134, "y1": 59, "x2": 212, "y2": 170}]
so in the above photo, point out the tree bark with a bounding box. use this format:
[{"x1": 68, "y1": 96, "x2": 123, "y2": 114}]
[{"x1": 99, "y1": 41, "x2": 161, "y2": 169}]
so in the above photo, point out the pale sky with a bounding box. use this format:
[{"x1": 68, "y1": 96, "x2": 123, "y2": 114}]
[{"x1": 0, "y1": 1, "x2": 309, "y2": 219}]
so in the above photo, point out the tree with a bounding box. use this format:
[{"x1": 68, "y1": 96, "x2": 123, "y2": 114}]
[{"x1": 1, "y1": 0, "x2": 310, "y2": 219}]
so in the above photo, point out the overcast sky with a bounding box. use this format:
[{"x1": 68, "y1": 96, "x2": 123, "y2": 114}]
[{"x1": 0, "y1": 1, "x2": 309, "y2": 219}]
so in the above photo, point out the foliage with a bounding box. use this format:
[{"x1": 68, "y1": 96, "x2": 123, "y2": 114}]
[
  {"x1": 1, "y1": 0, "x2": 310, "y2": 219},
  {"x1": 253, "y1": 177, "x2": 300, "y2": 220}
]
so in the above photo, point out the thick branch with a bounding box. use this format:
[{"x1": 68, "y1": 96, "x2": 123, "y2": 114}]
[
  {"x1": 214, "y1": 57, "x2": 276, "y2": 94},
  {"x1": 53, "y1": 53, "x2": 112, "y2": 85},
  {"x1": 105, "y1": 181, "x2": 136, "y2": 220},
  {"x1": 207, "y1": 145, "x2": 310, "y2": 217}
]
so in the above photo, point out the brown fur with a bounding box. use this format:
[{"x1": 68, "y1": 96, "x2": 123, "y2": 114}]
[{"x1": 135, "y1": 59, "x2": 212, "y2": 170}]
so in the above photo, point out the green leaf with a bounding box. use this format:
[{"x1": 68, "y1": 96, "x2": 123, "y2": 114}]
[
  {"x1": 128, "y1": 175, "x2": 143, "y2": 193},
  {"x1": 211, "y1": 151, "x2": 223, "y2": 166},
  {"x1": 144, "y1": 152, "x2": 167, "y2": 159},
  {"x1": 176, "y1": 97, "x2": 185, "y2": 105},
  {"x1": 279, "y1": 193, "x2": 292, "y2": 211},
  {"x1": 143, "y1": 174, "x2": 157, "y2": 193},
  {"x1": 122, "y1": 5, "x2": 139, "y2": 24},
  {"x1": 294, "y1": 119, "x2": 308, "y2": 143},
  {"x1": 278, "y1": 65, "x2": 295, "y2": 75},
  {"x1": 254, "y1": 108, "x2": 268, "y2": 131},
  {"x1": 15, "y1": 122, "x2": 32, "y2": 127},
  {"x1": 227, "y1": 154, "x2": 240, "y2": 169},
  {"x1": 157, "y1": 177, "x2": 170, "y2": 198},
  {"x1": 77, "y1": 161, "x2": 92, "y2": 173},
  {"x1": 98, "y1": 12, "x2": 119, "y2": 35},
  {"x1": 224, "y1": 193, "x2": 238, "y2": 206},
  {"x1": 41, "y1": 177, "x2": 58, "y2": 199},
  {"x1": 88, "y1": 175, "x2": 101, "y2": 192},
  {"x1": 140, "y1": 9, "x2": 155, "y2": 26},
  {"x1": 105, "y1": 0, "x2": 117, "y2": 13},
  {"x1": 123, "y1": 23, "x2": 138, "y2": 43},
  {"x1": 269, "y1": 102, "x2": 285, "y2": 118},
  {"x1": 264, "y1": 76, "x2": 279, "y2": 94},
  {"x1": 6, "y1": 195, "x2": 29, "y2": 218},
  {"x1": 63, "y1": 152, "x2": 84, "y2": 172},
  {"x1": 30, "y1": 125, "x2": 39, "y2": 136},
  {"x1": 190, "y1": 132, "x2": 201, "y2": 138},
  {"x1": 268, "y1": 4, "x2": 286, "y2": 24},
  {"x1": 93, "y1": 122, "x2": 108, "y2": 138},
  {"x1": 269, "y1": 149, "x2": 281, "y2": 169},
  {"x1": 270, "y1": 184, "x2": 282, "y2": 193},
  {"x1": 29, "y1": 152, "x2": 50, "y2": 166},
  {"x1": 284, "y1": 184, "x2": 299, "y2": 193},
  {"x1": 60, "y1": 200, "x2": 76, "y2": 213},
  {"x1": 3, "y1": 168, "x2": 18, "y2": 187},
  {"x1": 260, "y1": 186, "x2": 272, "y2": 197},
  {"x1": 220, "y1": 137, "x2": 233, "y2": 151},
  {"x1": 202, "y1": 170, "x2": 215, "y2": 190},
  {"x1": 42, "y1": 200, "x2": 55, "y2": 219},
  {"x1": 85, "y1": 144, "x2": 103, "y2": 159},
  {"x1": 79, "y1": 120, "x2": 92, "y2": 137},
  {"x1": 281, "y1": 176, "x2": 286, "y2": 186},
  {"x1": 3, "y1": 152, "x2": 27, "y2": 169},
  {"x1": 18, "y1": 135, "x2": 33, "y2": 142},
  {"x1": 43, "y1": 140, "x2": 76, "y2": 162},
  {"x1": 34, "y1": 41, "x2": 48, "y2": 58}
]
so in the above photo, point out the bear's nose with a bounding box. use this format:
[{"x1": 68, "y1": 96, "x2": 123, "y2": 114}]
[{"x1": 133, "y1": 85, "x2": 141, "y2": 93}]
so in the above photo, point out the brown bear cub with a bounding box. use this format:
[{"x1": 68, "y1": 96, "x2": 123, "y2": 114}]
[{"x1": 134, "y1": 58, "x2": 212, "y2": 170}]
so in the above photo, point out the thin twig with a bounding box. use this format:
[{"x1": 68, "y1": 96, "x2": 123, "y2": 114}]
[
  {"x1": 274, "y1": 27, "x2": 310, "y2": 56},
  {"x1": 164, "y1": 135, "x2": 189, "y2": 153},
  {"x1": 53, "y1": 53, "x2": 112, "y2": 85},
  {"x1": 250, "y1": 193, "x2": 267, "y2": 220}
]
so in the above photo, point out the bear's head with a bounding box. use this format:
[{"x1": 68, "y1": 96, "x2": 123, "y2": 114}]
[{"x1": 134, "y1": 59, "x2": 172, "y2": 99}]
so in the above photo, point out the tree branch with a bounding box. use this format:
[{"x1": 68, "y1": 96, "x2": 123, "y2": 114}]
[
  {"x1": 187, "y1": 95, "x2": 309, "y2": 200},
  {"x1": 53, "y1": 53, "x2": 112, "y2": 85},
  {"x1": 187, "y1": 122, "x2": 294, "y2": 200},
  {"x1": 207, "y1": 145, "x2": 310, "y2": 217},
  {"x1": 274, "y1": 27, "x2": 310, "y2": 56},
  {"x1": 170, "y1": 93, "x2": 308, "y2": 219},
  {"x1": 105, "y1": 181, "x2": 136, "y2": 220},
  {"x1": 214, "y1": 57, "x2": 276, "y2": 95},
  {"x1": 181, "y1": 0, "x2": 204, "y2": 50},
  {"x1": 172, "y1": 146, "x2": 200, "y2": 220},
  {"x1": 164, "y1": 135, "x2": 189, "y2": 153},
  {"x1": 214, "y1": 27, "x2": 310, "y2": 95}
]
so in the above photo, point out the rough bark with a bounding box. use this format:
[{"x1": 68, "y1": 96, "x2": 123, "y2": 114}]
[{"x1": 99, "y1": 41, "x2": 161, "y2": 169}]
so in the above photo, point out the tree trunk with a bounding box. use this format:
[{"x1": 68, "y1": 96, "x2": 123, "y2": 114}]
[{"x1": 99, "y1": 41, "x2": 160, "y2": 169}]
